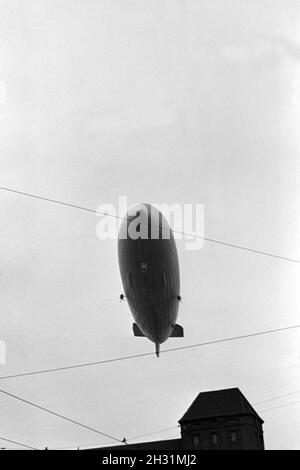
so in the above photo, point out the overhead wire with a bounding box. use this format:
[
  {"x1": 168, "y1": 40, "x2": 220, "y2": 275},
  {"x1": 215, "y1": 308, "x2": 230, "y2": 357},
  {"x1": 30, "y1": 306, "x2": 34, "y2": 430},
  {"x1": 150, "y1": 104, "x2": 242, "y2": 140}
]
[
  {"x1": 259, "y1": 400, "x2": 300, "y2": 414},
  {"x1": 49, "y1": 392, "x2": 300, "y2": 449},
  {"x1": 0, "y1": 185, "x2": 299, "y2": 263},
  {"x1": 0, "y1": 323, "x2": 298, "y2": 381},
  {"x1": 0, "y1": 436, "x2": 37, "y2": 450},
  {"x1": 0, "y1": 324, "x2": 300, "y2": 380},
  {"x1": 254, "y1": 390, "x2": 300, "y2": 406},
  {"x1": 127, "y1": 425, "x2": 180, "y2": 442},
  {"x1": 0, "y1": 387, "x2": 122, "y2": 443},
  {"x1": 80, "y1": 397, "x2": 300, "y2": 448}
]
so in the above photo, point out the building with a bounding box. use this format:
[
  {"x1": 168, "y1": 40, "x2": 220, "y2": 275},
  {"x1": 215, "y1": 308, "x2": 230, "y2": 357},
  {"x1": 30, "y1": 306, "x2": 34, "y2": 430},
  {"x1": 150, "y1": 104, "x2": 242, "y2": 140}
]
[
  {"x1": 93, "y1": 388, "x2": 264, "y2": 450},
  {"x1": 179, "y1": 387, "x2": 264, "y2": 450}
]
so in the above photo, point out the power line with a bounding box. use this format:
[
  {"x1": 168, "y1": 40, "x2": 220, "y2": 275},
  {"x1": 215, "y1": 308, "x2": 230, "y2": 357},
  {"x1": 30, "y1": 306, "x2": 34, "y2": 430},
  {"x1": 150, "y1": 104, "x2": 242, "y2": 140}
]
[
  {"x1": 254, "y1": 390, "x2": 300, "y2": 406},
  {"x1": 259, "y1": 400, "x2": 300, "y2": 413},
  {"x1": 52, "y1": 426, "x2": 181, "y2": 449},
  {"x1": 190, "y1": 236, "x2": 300, "y2": 264},
  {"x1": 48, "y1": 390, "x2": 300, "y2": 449},
  {"x1": 56, "y1": 431, "x2": 181, "y2": 450},
  {"x1": 53, "y1": 398, "x2": 300, "y2": 449},
  {"x1": 76, "y1": 398, "x2": 300, "y2": 449},
  {"x1": 127, "y1": 425, "x2": 180, "y2": 442},
  {"x1": 128, "y1": 393, "x2": 300, "y2": 443},
  {"x1": 0, "y1": 185, "x2": 299, "y2": 264},
  {"x1": 0, "y1": 387, "x2": 122, "y2": 443},
  {"x1": 0, "y1": 186, "x2": 115, "y2": 218},
  {"x1": 52, "y1": 393, "x2": 300, "y2": 449},
  {"x1": 124, "y1": 393, "x2": 300, "y2": 443},
  {"x1": 0, "y1": 324, "x2": 299, "y2": 381},
  {"x1": 52, "y1": 440, "x2": 115, "y2": 450},
  {"x1": 148, "y1": 324, "x2": 300, "y2": 355},
  {"x1": 0, "y1": 436, "x2": 37, "y2": 450}
]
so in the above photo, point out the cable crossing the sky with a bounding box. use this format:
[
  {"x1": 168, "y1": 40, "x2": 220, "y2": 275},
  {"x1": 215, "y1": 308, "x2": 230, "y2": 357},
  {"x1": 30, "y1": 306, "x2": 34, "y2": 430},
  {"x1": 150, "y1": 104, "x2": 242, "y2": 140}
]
[
  {"x1": 0, "y1": 323, "x2": 299, "y2": 381},
  {"x1": 0, "y1": 436, "x2": 38, "y2": 450},
  {"x1": 0, "y1": 185, "x2": 299, "y2": 264},
  {"x1": 0, "y1": 387, "x2": 122, "y2": 444}
]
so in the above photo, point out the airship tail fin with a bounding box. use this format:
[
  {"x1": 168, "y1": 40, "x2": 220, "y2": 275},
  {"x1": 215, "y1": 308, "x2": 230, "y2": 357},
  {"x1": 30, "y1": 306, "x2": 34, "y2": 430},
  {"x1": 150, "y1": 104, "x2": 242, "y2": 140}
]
[
  {"x1": 132, "y1": 323, "x2": 145, "y2": 337},
  {"x1": 170, "y1": 324, "x2": 184, "y2": 337},
  {"x1": 155, "y1": 343, "x2": 160, "y2": 358}
]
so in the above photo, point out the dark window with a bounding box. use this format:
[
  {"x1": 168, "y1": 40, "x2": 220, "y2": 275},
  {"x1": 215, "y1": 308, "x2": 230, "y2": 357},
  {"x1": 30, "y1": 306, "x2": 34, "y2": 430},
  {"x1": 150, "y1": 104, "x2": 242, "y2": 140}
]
[
  {"x1": 192, "y1": 435, "x2": 200, "y2": 448},
  {"x1": 141, "y1": 262, "x2": 147, "y2": 273},
  {"x1": 162, "y1": 272, "x2": 167, "y2": 287}
]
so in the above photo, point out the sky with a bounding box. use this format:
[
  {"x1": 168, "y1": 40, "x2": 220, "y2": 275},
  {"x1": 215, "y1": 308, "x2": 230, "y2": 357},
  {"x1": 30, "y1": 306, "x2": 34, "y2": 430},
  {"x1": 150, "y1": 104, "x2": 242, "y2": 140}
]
[{"x1": 0, "y1": 0, "x2": 300, "y2": 450}]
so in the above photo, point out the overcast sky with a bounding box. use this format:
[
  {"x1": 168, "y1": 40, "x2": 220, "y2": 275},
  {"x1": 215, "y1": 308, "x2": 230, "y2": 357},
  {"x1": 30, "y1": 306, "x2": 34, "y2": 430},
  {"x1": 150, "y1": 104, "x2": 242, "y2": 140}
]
[{"x1": 0, "y1": 0, "x2": 299, "y2": 450}]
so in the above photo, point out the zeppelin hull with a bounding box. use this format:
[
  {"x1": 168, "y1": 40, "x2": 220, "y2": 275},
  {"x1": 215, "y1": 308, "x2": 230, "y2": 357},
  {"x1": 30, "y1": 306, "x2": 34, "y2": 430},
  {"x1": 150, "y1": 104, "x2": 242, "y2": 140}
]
[{"x1": 118, "y1": 204, "x2": 180, "y2": 345}]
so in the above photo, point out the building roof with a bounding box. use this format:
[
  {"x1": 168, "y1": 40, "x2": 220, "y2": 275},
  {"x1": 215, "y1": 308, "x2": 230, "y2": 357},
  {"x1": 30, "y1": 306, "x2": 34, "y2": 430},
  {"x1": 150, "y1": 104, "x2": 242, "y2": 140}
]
[
  {"x1": 179, "y1": 388, "x2": 263, "y2": 424},
  {"x1": 91, "y1": 438, "x2": 181, "y2": 451}
]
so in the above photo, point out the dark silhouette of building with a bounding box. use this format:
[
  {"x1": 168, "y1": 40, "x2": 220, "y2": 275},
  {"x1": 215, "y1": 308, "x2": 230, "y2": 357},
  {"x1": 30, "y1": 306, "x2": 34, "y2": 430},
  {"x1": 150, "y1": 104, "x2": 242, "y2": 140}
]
[
  {"x1": 179, "y1": 388, "x2": 264, "y2": 450},
  {"x1": 92, "y1": 388, "x2": 264, "y2": 450}
]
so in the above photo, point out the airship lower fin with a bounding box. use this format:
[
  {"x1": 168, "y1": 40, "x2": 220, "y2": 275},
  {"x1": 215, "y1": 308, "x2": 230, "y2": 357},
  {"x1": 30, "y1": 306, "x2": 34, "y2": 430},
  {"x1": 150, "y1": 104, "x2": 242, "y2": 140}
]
[
  {"x1": 132, "y1": 323, "x2": 145, "y2": 337},
  {"x1": 155, "y1": 343, "x2": 160, "y2": 358},
  {"x1": 170, "y1": 324, "x2": 184, "y2": 337}
]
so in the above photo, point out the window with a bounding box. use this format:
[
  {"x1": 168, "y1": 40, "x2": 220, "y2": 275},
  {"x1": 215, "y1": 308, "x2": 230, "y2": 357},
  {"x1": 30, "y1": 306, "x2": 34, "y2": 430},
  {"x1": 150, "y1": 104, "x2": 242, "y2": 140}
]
[
  {"x1": 229, "y1": 431, "x2": 237, "y2": 443},
  {"x1": 162, "y1": 272, "x2": 167, "y2": 287},
  {"x1": 141, "y1": 262, "x2": 147, "y2": 273},
  {"x1": 211, "y1": 432, "x2": 218, "y2": 444},
  {"x1": 192, "y1": 435, "x2": 200, "y2": 448}
]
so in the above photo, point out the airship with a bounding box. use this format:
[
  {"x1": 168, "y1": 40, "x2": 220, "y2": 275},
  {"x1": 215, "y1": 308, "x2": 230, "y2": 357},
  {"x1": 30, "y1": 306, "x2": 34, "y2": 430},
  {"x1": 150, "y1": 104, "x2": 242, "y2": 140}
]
[{"x1": 118, "y1": 203, "x2": 183, "y2": 357}]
